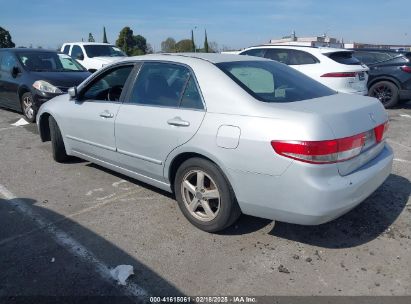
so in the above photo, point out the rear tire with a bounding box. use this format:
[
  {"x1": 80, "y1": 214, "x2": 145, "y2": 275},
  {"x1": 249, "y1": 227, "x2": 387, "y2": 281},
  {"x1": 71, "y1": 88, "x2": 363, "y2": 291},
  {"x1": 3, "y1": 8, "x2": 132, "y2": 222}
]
[
  {"x1": 369, "y1": 81, "x2": 399, "y2": 108},
  {"x1": 49, "y1": 116, "x2": 69, "y2": 163},
  {"x1": 174, "y1": 158, "x2": 241, "y2": 232},
  {"x1": 20, "y1": 92, "x2": 36, "y2": 123}
]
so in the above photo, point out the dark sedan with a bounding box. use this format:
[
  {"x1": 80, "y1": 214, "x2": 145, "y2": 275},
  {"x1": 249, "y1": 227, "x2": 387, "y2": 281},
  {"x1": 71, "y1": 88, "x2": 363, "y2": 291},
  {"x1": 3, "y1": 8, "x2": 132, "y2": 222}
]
[
  {"x1": 0, "y1": 48, "x2": 91, "y2": 122},
  {"x1": 352, "y1": 49, "x2": 411, "y2": 108}
]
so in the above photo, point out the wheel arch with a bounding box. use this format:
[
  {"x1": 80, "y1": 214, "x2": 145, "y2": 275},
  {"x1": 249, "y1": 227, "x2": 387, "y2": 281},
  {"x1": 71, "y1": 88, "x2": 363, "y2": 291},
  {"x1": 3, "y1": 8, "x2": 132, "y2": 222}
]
[
  {"x1": 368, "y1": 76, "x2": 401, "y2": 90},
  {"x1": 167, "y1": 151, "x2": 232, "y2": 195},
  {"x1": 38, "y1": 112, "x2": 51, "y2": 142}
]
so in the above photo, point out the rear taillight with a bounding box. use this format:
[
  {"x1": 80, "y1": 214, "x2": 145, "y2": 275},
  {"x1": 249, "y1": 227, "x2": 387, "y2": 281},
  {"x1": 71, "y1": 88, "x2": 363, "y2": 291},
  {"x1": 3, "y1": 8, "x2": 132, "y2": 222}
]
[
  {"x1": 400, "y1": 66, "x2": 411, "y2": 73},
  {"x1": 321, "y1": 72, "x2": 357, "y2": 77},
  {"x1": 271, "y1": 121, "x2": 388, "y2": 164}
]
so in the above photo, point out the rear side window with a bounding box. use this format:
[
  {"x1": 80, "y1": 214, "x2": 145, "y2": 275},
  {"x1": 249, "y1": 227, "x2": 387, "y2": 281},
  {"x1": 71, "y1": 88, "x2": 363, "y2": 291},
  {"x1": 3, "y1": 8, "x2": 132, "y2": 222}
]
[
  {"x1": 0, "y1": 52, "x2": 17, "y2": 71},
  {"x1": 240, "y1": 48, "x2": 266, "y2": 58},
  {"x1": 326, "y1": 52, "x2": 361, "y2": 65},
  {"x1": 129, "y1": 62, "x2": 203, "y2": 109},
  {"x1": 217, "y1": 60, "x2": 335, "y2": 103},
  {"x1": 264, "y1": 49, "x2": 291, "y2": 64},
  {"x1": 62, "y1": 45, "x2": 70, "y2": 55},
  {"x1": 354, "y1": 51, "x2": 405, "y2": 65},
  {"x1": 292, "y1": 50, "x2": 318, "y2": 64}
]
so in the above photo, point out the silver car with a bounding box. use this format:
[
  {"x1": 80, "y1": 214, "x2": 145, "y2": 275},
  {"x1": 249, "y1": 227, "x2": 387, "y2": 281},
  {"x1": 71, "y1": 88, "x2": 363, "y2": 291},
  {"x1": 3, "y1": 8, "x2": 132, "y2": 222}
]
[{"x1": 37, "y1": 54, "x2": 393, "y2": 232}]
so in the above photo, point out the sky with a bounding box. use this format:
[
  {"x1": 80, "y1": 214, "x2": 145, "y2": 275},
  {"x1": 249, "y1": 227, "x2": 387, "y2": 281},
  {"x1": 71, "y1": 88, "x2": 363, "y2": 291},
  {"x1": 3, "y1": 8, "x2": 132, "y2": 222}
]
[{"x1": 0, "y1": 0, "x2": 410, "y2": 51}]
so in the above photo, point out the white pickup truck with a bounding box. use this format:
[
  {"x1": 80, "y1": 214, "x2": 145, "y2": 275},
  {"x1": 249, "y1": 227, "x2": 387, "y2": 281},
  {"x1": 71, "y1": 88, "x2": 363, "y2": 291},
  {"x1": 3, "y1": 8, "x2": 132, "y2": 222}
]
[{"x1": 61, "y1": 42, "x2": 127, "y2": 72}]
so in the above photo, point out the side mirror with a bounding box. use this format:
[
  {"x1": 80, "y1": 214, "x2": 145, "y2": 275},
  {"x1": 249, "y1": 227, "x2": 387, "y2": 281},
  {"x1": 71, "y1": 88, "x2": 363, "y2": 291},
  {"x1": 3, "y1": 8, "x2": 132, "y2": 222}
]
[
  {"x1": 76, "y1": 54, "x2": 84, "y2": 61},
  {"x1": 68, "y1": 86, "x2": 78, "y2": 99},
  {"x1": 11, "y1": 66, "x2": 21, "y2": 78}
]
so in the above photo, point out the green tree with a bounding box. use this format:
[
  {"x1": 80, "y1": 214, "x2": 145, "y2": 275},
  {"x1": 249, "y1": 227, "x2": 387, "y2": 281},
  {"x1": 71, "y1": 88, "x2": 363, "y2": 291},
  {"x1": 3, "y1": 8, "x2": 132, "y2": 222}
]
[
  {"x1": 103, "y1": 26, "x2": 108, "y2": 43},
  {"x1": 116, "y1": 26, "x2": 148, "y2": 56},
  {"x1": 175, "y1": 39, "x2": 194, "y2": 52},
  {"x1": 191, "y1": 30, "x2": 195, "y2": 52},
  {"x1": 88, "y1": 33, "x2": 95, "y2": 42},
  {"x1": 203, "y1": 30, "x2": 209, "y2": 53},
  {"x1": 0, "y1": 26, "x2": 15, "y2": 48},
  {"x1": 161, "y1": 37, "x2": 176, "y2": 52}
]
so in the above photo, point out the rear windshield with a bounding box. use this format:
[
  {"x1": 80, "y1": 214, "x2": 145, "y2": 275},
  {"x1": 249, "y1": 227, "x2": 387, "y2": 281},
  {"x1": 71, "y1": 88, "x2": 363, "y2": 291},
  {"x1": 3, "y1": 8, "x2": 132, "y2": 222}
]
[
  {"x1": 326, "y1": 51, "x2": 361, "y2": 65},
  {"x1": 217, "y1": 60, "x2": 336, "y2": 103}
]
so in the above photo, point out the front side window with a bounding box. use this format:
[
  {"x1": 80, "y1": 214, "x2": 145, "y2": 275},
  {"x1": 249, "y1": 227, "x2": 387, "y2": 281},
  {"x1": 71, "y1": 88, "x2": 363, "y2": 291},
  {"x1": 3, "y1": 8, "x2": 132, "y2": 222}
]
[
  {"x1": 81, "y1": 65, "x2": 133, "y2": 101},
  {"x1": 0, "y1": 52, "x2": 18, "y2": 71},
  {"x1": 71, "y1": 45, "x2": 84, "y2": 60},
  {"x1": 17, "y1": 52, "x2": 86, "y2": 72},
  {"x1": 217, "y1": 60, "x2": 335, "y2": 103},
  {"x1": 83, "y1": 45, "x2": 125, "y2": 58},
  {"x1": 129, "y1": 62, "x2": 203, "y2": 109}
]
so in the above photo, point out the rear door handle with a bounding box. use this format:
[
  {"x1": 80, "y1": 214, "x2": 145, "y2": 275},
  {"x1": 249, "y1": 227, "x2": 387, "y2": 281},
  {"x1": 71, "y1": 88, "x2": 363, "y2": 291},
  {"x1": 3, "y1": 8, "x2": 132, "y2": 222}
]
[
  {"x1": 167, "y1": 117, "x2": 190, "y2": 127},
  {"x1": 99, "y1": 111, "x2": 114, "y2": 118}
]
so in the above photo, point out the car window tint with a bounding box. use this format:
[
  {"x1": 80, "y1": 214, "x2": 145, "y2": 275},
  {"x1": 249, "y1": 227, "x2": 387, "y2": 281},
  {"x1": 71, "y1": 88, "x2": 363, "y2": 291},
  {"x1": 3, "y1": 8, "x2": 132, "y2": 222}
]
[
  {"x1": 327, "y1": 52, "x2": 361, "y2": 65},
  {"x1": 240, "y1": 49, "x2": 266, "y2": 58},
  {"x1": 264, "y1": 49, "x2": 291, "y2": 64},
  {"x1": 63, "y1": 45, "x2": 70, "y2": 54},
  {"x1": 71, "y1": 45, "x2": 83, "y2": 59},
  {"x1": 82, "y1": 65, "x2": 133, "y2": 101},
  {"x1": 0, "y1": 52, "x2": 17, "y2": 71},
  {"x1": 180, "y1": 76, "x2": 203, "y2": 109},
  {"x1": 292, "y1": 50, "x2": 318, "y2": 64},
  {"x1": 217, "y1": 60, "x2": 335, "y2": 103},
  {"x1": 129, "y1": 62, "x2": 191, "y2": 107}
]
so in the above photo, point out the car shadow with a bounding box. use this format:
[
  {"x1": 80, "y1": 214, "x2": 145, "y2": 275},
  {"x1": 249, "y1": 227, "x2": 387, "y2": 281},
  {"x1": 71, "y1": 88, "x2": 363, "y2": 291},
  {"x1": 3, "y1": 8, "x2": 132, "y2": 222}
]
[
  {"x1": 0, "y1": 197, "x2": 184, "y2": 299},
  {"x1": 269, "y1": 174, "x2": 410, "y2": 248}
]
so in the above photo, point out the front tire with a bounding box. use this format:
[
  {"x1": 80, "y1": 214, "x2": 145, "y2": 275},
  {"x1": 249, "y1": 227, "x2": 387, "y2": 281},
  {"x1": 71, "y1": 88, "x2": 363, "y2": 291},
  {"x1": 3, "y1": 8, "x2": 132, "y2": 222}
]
[
  {"x1": 49, "y1": 116, "x2": 69, "y2": 163},
  {"x1": 21, "y1": 92, "x2": 36, "y2": 122},
  {"x1": 369, "y1": 81, "x2": 399, "y2": 108},
  {"x1": 174, "y1": 158, "x2": 241, "y2": 232}
]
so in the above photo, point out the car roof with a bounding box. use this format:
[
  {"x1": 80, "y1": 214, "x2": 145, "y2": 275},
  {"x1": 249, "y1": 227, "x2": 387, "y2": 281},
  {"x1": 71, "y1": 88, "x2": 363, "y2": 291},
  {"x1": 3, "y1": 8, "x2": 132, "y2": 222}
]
[
  {"x1": 0, "y1": 48, "x2": 58, "y2": 53},
  {"x1": 126, "y1": 53, "x2": 270, "y2": 64},
  {"x1": 62, "y1": 42, "x2": 114, "y2": 46},
  {"x1": 242, "y1": 45, "x2": 350, "y2": 55}
]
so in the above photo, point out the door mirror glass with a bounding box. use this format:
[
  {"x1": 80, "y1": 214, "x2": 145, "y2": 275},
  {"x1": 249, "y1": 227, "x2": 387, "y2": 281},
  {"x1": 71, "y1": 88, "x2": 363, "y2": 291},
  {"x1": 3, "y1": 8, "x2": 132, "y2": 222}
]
[{"x1": 68, "y1": 86, "x2": 77, "y2": 99}]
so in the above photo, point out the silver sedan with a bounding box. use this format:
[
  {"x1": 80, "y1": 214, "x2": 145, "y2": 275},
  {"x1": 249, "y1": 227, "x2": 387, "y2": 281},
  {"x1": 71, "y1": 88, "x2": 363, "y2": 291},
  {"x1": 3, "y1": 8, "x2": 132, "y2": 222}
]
[{"x1": 37, "y1": 54, "x2": 393, "y2": 232}]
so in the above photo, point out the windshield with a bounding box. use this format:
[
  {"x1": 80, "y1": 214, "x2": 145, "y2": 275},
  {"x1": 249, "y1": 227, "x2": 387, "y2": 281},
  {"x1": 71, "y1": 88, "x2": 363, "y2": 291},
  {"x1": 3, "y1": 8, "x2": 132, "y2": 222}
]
[
  {"x1": 17, "y1": 52, "x2": 86, "y2": 72},
  {"x1": 217, "y1": 60, "x2": 336, "y2": 103},
  {"x1": 83, "y1": 45, "x2": 126, "y2": 58}
]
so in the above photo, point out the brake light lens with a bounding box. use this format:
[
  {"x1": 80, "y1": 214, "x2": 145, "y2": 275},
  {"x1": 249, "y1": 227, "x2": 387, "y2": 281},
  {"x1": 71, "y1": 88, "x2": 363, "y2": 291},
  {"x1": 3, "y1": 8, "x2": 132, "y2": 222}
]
[
  {"x1": 400, "y1": 66, "x2": 411, "y2": 73},
  {"x1": 321, "y1": 72, "x2": 357, "y2": 77},
  {"x1": 271, "y1": 121, "x2": 388, "y2": 164}
]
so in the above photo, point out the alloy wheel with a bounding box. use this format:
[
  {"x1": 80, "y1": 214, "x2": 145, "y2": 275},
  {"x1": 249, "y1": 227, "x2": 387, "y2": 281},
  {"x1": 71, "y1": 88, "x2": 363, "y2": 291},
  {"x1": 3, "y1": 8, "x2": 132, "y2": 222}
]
[
  {"x1": 22, "y1": 95, "x2": 34, "y2": 120},
  {"x1": 372, "y1": 84, "x2": 393, "y2": 105},
  {"x1": 181, "y1": 170, "x2": 221, "y2": 222}
]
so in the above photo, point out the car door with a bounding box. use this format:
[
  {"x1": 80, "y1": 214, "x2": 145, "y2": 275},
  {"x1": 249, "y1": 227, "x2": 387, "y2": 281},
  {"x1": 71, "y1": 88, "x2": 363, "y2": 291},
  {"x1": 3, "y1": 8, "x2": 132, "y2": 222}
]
[
  {"x1": 0, "y1": 51, "x2": 21, "y2": 111},
  {"x1": 114, "y1": 61, "x2": 206, "y2": 182},
  {"x1": 292, "y1": 50, "x2": 320, "y2": 79},
  {"x1": 61, "y1": 63, "x2": 135, "y2": 163}
]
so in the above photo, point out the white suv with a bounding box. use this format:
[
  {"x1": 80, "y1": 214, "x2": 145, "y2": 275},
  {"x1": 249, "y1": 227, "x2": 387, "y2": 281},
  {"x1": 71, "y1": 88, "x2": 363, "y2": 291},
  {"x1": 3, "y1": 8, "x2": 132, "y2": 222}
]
[
  {"x1": 238, "y1": 45, "x2": 369, "y2": 95},
  {"x1": 61, "y1": 42, "x2": 127, "y2": 72}
]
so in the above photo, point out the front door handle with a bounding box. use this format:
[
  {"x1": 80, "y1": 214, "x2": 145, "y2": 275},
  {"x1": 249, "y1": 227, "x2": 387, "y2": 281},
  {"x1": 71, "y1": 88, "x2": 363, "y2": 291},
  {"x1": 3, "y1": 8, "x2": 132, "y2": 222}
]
[
  {"x1": 100, "y1": 111, "x2": 114, "y2": 118},
  {"x1": 167, "y1": 117, "x2": 190, "y2": 127}
]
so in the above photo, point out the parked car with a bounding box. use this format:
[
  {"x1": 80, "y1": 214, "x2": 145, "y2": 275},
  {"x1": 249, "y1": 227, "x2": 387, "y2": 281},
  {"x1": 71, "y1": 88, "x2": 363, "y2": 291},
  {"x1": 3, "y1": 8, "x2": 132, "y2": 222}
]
[
  {"x1": 238, "y1": 45, "x2": 369, "y2": 95},
  {"x1": 37, "y1": 54, "x2": 392, "y2": 232},
  {"x1": 61, "y1": 42, "x2": 127, "y2": 72},
  {"x1": 0, "y1": 48, "x2": 91, "y2": 122},
  {"x1": 351, "y1": 49, "x2": 411, "y2": 107}
]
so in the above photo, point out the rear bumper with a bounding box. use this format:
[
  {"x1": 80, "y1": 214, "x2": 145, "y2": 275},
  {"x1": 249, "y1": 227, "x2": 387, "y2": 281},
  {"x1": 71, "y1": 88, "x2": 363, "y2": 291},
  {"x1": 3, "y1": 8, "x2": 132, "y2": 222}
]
[
  {"x1": 338, "y1": 88, "x2": 368, "y2": 96},
  {"x1": 228, "y1": 144, "x2": 393, "y2": 225}
]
